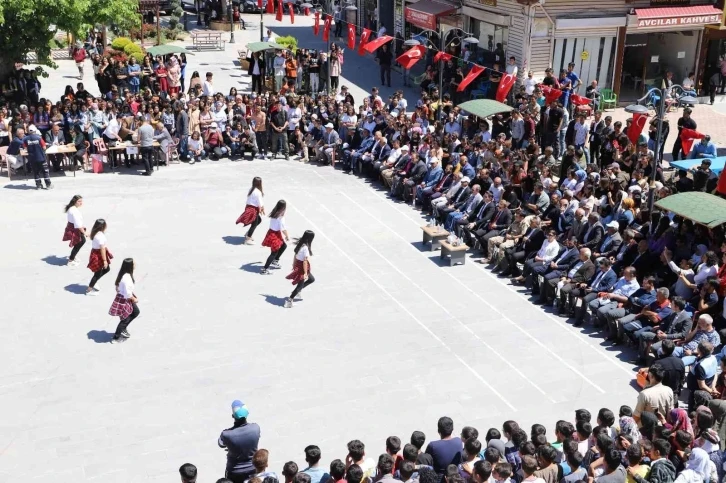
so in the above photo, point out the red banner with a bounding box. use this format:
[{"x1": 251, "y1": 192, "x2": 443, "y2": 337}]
[
  {"x1": 323, "y1": 15, "x2": 331, "y2": 42},
  {"x1": 541, "y1": 85, "x2": 563, "y2": 105},
  {"x1": 458, "y1": 65, "x2": 485, "y2": 92},
  {"x1": 358, "y1": 28, "x2": 371, "y2": 55},
  {"x1": 571, "y1": 94, "x2": 591, "y2": 106},
  {"x1": 627, "y1": 113, "x2": 648, "y2": 146},
  {"x1": 681, "y1": 127, "x2": 706, "y2": 156},
  {"x1": 313, "y1": 12, "x2": 320, "y2": 35},
  {"x1": 496, "y1": 73, "x2": 516, "y2": 102},
  {"x1": 433, "y1": 52, "x2": 452, "y2": 64},
  {"x1": 363, "y1": 35, "x2": 393, "y2": 53},
  {"x1": 288, "y1": 3, "x2": 294, "y2": 23},
  {"x1": 266, "y1": 0, "x2": 273, "y2": 14},
  {"x1": 258, "y1": 0, "x2": 262, "y2": 8},
  {"x1": 396, "y1": 45, "x2": 426, "y2": 70},
  {"x1": 275, "y1": 0, "x2": 283, "y2": 20},
  {"x1": 347, "y1": 24, "x2": 356, "y2": 49},
  {"x1": 304, "y1": 6, "x2": 310, "y2": 15}
]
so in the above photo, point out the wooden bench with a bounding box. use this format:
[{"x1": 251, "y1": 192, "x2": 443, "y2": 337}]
[
  {"x1": 440, "y1": 240, "x2": 469, "y2": 266},
  {"x1": 421, "y1": 225, "x2": 449, "y2": 251}
]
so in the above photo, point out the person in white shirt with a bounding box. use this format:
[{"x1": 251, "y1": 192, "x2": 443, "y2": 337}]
[
  {"x1": 273, "y1": 51, "x2": 286, "y2": 93},
  {"x1": 236, "y1": 177, "x2": 266, "y2": 244},
  {"x1": 682, "y1": 72, "x2": 697, "y2": 96},
  {"x1": 212, "y1": 102, "x2": 227, "y2": 131},
  {"x1": 506, "y1": 56, "x2": 518, "y2": 78},
  {"x1": 202, "y1": 72, "x2": 215, "y2": 97},
  {"x1": 260, "y1": 200, "x2": 291, "y2": 274},
  {"x1": 515, "y1": 230, "x2": 560, "y2": 284},
  {"x1": 284, "y1": 230, "x2": 315, "y2": 308},
  {"x1": 109, "y1": 258, "x2": 140, "y2": 344},
  {"x1": 62, "y1": 195, "x2": 88, "y2": 266},
  {"x1": 524, "y1": 71, "x2": 537, "y2": 96},
  {"x1": 86, "y1": 219, "x2": 114, "y2": 295}
]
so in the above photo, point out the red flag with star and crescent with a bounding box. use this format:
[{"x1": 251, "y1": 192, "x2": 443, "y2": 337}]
[
  {"x1": 396, "y1": 45, "x2": 426, "y2": 70},
  {"x1": 627, "y1": 113, "x2": 649, "y2": 145},
  {"x1": 681, "y1": 127, "x2": 706, "y2": 156},
  {"x1": 266, "y1": 0, "x2": 274, "y2": 14},
  {"x1": 275, "y1": 0, "x2": 283, "y2": 21},
  {"x1": 347, "y1": 24, "x2": 356, "y2": 49},
  {"x1": 496, "y1": 73, "x2": 516, "y2": 102},
  {"x1": 458, "y1": 65, "x2": 485, "y2": 92},
  {"x1": 363, "y1": 35, "x2": 393, "y2": 53},
  {"x1": 433, "y1": 52, "x2": 452, "y2": 64},
  {"x1": 322, "y1": 15, "x2": 331, "y2": 42},
  {"x1": 571, "y1": 94, "x2": 591, "y2": 106},
  {"x1": 358, "y1": 28, "x2": 372, "y2": 55},
  {"x1": 540, "y1": 85, "x2": 563, "y2": 105},
  {"x1": 313, "y1": 12, "x2": 320, "y2": 35}
]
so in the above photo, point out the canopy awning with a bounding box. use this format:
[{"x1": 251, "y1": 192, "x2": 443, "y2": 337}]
[
  {"x1": 655, "y1": 192, "x2": 726, "y2": 229},
  {"x1": 404, "y1": 0, "x2": 458, "y2": 30},
  {"x1": 457, "y1": 99, "x2": 512, "y2": 120},
  {"x1": 246, "y1": 41, "x2": 286, "y2": 52},
  {"x1": 634, "y1": 5, "x2": 722, "y2": 29}
]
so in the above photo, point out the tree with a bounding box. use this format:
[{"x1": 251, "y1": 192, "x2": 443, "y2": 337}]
[{"x1": 0, "y1": 0, "x2": 139, "y2": 79}]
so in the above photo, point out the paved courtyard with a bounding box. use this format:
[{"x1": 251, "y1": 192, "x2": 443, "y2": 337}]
[{"x1": 1, "y1": 14, "x2": 721, "y2": 483}]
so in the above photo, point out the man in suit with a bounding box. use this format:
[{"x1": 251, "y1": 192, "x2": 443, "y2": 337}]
[
  {"x1": 44, "y1": 122, "x2": 67, "y2": 171},
  {"x1": 554, "y1": 199, "x2": 576, "y2": 235},
  {"x1": 402, "y1": 153, "x2": 428, "y2": 203},
  {"x1": 415, "y1": 158, "x2": 443, "y2": 205},
  {"x1": 460, "y1": 191, "x2": 496, "y2": 245},
  {"x1": 579, "y1": 212, "x2": 604, "y2": 250},
  {"x1": 444, "y1": 185, "x2": 482, "y2": 232},
  {"x1": 612, "y1": 229, "x2": 639, "y2": 273},
  {"x1": 362, "y1": 136, "x2": 391, "y2": 178},
  {"x1": 475, "y1": 199, "x2": 513, "y2": 257},
  {"x1": 498, "y1": 216, "x2": 545, "y2": 277},
  {"x1": 347, "y1": 128, "x2": 374, "y2": 173},
  {"x1": 419, "y1": 164, "x2": 454, "y2": 212},
  {"x1": 628, "y1": 240, "x2": 657, "y2": 283},
  {"x1": 554, "y1": 248, "x2": 596, "y2": 316},
  {"x1": 569, "y1": 258, "x2": 618, "y2": 326},
  {"x1": 563, "y1": 208, "x2": 586, "y2": 242},
  {"x1": 593, "y1": 221, "x2": 623, "y2": 261},
  {"x1": 381, "y1": 145, "x2": 410, "y2": 188},
  {"x1": 434, "y1": 177, "x2": 471, "y2": 224},
  {"x1": 535, "y1": 236, "x2": 580, "y2": 302},
  {"x1": 516, "y1": 229, "x2": 561, "y2": 287},
  {"x1": 637, "y1": 296, "x2": 693, "y2": 363}
]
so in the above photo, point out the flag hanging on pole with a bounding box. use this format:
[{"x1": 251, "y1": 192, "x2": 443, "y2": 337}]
[
  {"x1": 458, "y1": 65, "x2": 485, "y2": 92},
  {"x1": 258, "y1": 0, "x2": 262, "y2": 9},
  {"x1": 323, "y1": 15, "x2": 331, "y2": 41},
  {"x1": 347, "y1": 24, "x2": 356, "y2": 49},
  {"x1": 627, "y1": 112, "x2": 649, "y2": 145},
  {"x1": 313, "y1": 11, "x2": 320, "y2": 35},
  {"x1": 433, "y1": 52, "x2": 452, "y2": 64},
  {"x1": 266, "y1": 0, "x2": 274, "y2": 14},
  {"x1": 363, "y1": 35, "x2": 393, "y2": 53},
  {"x1": 396, "y1": 45, "x2": 426, "y2": 70},
  {"x1": 495, "y1": 73, "x2": 516, "y2": 102},
  {"x1": 288, "y1": 3, "x2": 295, "y2": 23},
  {"x1": 358, "y1": 28, "x2": 371, "y2": 55},
  {"x1": 276, "y1": 0, "x2": 283, "y2": 21}
]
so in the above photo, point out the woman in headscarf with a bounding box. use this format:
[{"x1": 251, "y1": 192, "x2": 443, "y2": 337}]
[
  {"x1": 620, "y1": 416, "x2": 642, "y2": 442},
  {"x1": 674, "y1": 448, "x2": 711, "y2": 483},
  {"x1": 665, "y1": 408, "x2": 695, "y2": 437},
  {"x1": 639, "y1": 411, "x2": 659, "y2": 441},
  {"x1": 694, "y1": 408, "x2": 723, "y2": 483}
]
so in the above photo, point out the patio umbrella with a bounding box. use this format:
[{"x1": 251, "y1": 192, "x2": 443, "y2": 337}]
[
  {"x1": 457, "y1": 99, "x2": 512, "y2": 119},
  {"x1": 146, "y1": 44, "x2": 195, "y2": 56},
  {"x1": 246, "y1": 41, "x2": 286, "y2": 52}
]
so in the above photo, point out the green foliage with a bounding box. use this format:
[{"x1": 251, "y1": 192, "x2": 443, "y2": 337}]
[
  {"x1": 123, "y1": 42, "x2": 142, "y2": 55},
  {"x1": 169, "y1": 15, "x2": 180, "y2": 30},
  {"x1": 130, "y1": 51, "x2": 145, "y2": 63},
  {"x1": 0, "y1": 0, "x2": 140, "y2": 76},
  {"x1": 276, "y1": 35, "x2": 297, "y2": 53},
  {"x1": 49, "y1": 37, "x2": 69, "y2": 49},
  {"x1": 111, "y1": 36, "x2": 132, "y2": 50}
]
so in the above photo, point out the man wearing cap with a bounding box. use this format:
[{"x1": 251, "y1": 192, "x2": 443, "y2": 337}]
[
  {"x1": 23, "y1": 125, "x2": 53, "y2": 189},
  {"x1": 593, "y1": 221, "x2": 623, "y2": 261},
  {"x1": 315, "y1": 123, "x2": 340, "y2": 164},
  {"x1": 219, "y1": 400, "x2": 261, "y2": 483}
]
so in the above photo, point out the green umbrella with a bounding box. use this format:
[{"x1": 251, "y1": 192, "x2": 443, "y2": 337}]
[
  {"x1": 145, "y1": 44, "x2": 195, "y2": 56},
  {"x1": 246, "y1": 41, "x2": 286, "y2": 53},
  {"x1": 457, "y1": 99, "x2": 513, "y2": 119},
  {"x1": 655, "y1": 192, "x2": 726, "y2": 229}
]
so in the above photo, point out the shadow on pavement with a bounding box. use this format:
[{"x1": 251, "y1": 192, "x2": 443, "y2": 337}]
[
  {"x1": 64, "y1": 283, "x2": 87, "y2": 295},
  {"x1": 223, "y1": 235, "x2": 246, "y2": 245},
  {"x1": 42, "y1": 255, "x2": 68, "y2": 266},
  {"x1": 260, "y1": 293, "x2": 287, "y2": 306},
  {"x1": 87, "y1": 330, "x2": 115, "y2": 343}
]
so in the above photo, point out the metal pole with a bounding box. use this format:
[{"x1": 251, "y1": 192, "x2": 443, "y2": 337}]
[
  {"x1": 650, "y1": 89, "x2": 664, "y2": 213},
  {"x1": 229, "y1": 4, "x2": 235, "y2": 43},
  {"x1": 260, "y1": 7, "x2": 264, "y2": 41},
  {"x1": 156, "y1": 4, "x2": 161, "y2": 46},
  {"x1": 437, "y1": 28, "x2": 444, "y2": 135}
]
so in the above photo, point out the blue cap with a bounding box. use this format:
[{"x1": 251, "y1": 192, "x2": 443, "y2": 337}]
[{"x1": 231, "y1": 400, "x2": 249, "y2": 419}]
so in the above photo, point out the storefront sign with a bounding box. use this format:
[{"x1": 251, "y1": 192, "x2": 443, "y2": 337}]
[
  {"x1": 405, "y1": 7, "x2": 437, "y2": 29},
  {"x1": 637, "y1": 13, "x2": 721, "y2": 27}
]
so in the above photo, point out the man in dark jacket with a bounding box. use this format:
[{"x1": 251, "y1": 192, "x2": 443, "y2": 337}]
[
  {"x1": 175, "y1": 101, "x2": 190, "y2": 160},
  {"x1": 246, "y1": 52, "x2": 265, "y2": 95},
  {"x1": 24, "y1": 125, "x2": 52, "y2": 189},
  {"x1": 219, "y1": 401, "x2": 261, "y2": 483},
  {"x1": 377, "y1": 44, "x2": 393, "y2": 87},
  {"x1": 43, "y1": 122, "x2": 66, "y2": 171},
  {"x1": 403, "y1": 153, "x2": 428, "y2": 203}
]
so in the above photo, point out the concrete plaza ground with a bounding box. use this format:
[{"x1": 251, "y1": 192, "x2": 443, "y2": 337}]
[{"x1": 1, "y1": 14, "x2": 723, "y2": 483}]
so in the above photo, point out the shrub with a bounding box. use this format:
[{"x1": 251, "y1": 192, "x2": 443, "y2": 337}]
[
  {"x1": 130, "y1": 51, "x2": 145, "y2": 63},
  {"x1": 276, "y1": 35, "x2": 297, "y2": 53},
  {"x1": 111, "y1": 37, "x2": 132, "y2": 50},
  {"x1": 124, "y1": 42, "x2": 143, "y2": 55},
  {"x1": 169, "y1": 15, "x2": 179, "y2": 30}
]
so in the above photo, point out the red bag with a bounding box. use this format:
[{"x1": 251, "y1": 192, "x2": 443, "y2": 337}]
[{"x1": 92, "y1": 154, "x2": 104, "y2": 174}]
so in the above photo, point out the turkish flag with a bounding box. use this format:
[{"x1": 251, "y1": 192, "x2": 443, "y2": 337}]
[
  {"x1": 363, "y1": 35, "x2": 393, "y2": 53},
  {"x1": 347, "y1": 24, "x2": 356, "y2": 49},
  {"x1": 266, "y1": 0, "x2": 274, "y2": 14},
  {"x1": 304, "y1": 6, "x2": 310, "y2": 15},
  {"x1": 543, "y1": 86, "x2": 563, "y2": 105},
  {"x1": 258, "y1": 0, "x2": 262, "y2": 9},
  {"x1": 627, "y1": 113, "x2": 649, "y2": 146},
  {"x1": 323, "y1": 15, "x2": 331, "y2": 42},
  {"x1": 495, "y1": 73, "x2": 516, "y2": 102},
  {"x1": 433, "y1": 52, "x2": 452, "y2": 64},
  {"x1": 396, "y1": 45, "x2": 426, "y2": 70},
  {"x1": 276, "y1": 0, "x2": 283, "y2": 21},
  {"x1": 571, "y1": 94, "x2": 591, "y2": 106},
  {"x1": 288, "y1": 3, "x2": 294, "y2": 23},
  {"x1": 681, "y1": 127, "x2": 706, "y2": 156},
  {"x1": 313, "y1": 12, "x2": 320, "y2": 35},
  {"x1": 358, "y1": 28, "x2": 372, "y2": 55},
  {"x1": 458, "y1": 65, "x2": 485, "y2": 92}
]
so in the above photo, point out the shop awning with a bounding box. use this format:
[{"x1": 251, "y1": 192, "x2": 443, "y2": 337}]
[
  {"x1": 634, "y1": 5, "x2": 722, "y2": 29},
  {"x1": 405, "y1": 0, "x2": 458, "y2": 30}
]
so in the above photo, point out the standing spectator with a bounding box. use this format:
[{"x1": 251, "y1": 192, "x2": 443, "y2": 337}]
[
  {"x1": 137, "y1": 117, "x2": 155, "y2": 176},
  {"x1": 633, "y1": 363, "x2": 674, "y2": 426},
  {"x1": 23, "y1": 125, "x2": 52, "y2": 189},
  {"x1": 302, "y1": 445, "x2": 330, "y2": 483},
  {"x1": 377, "y1": 44, "x2": 393, "y2": 88},
  {"x1": 219, "y1": 401, "x2": 261, "y2": 483},
  {"x1": 425, "y1": 417, "x2": 463, "y2": 478},
  {"x1": 672, "y1": 108, "x2": 696, "y2": 161}
]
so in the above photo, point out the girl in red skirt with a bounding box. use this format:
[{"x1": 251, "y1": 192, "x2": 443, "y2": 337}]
[
  {"x1": 108, "y1": 258, "x2": 140, "y2": 344},
  {"x1": 284, "y1": 230, "x2": 315, "y2": 308},
  {"x1": 86, "y1": 219, "x2": 113, "y2": 296},
  {"x1": 62, "y1": 195, "x2": 87, "y2": 267},
  {"x1": 260, "y1": 200, "x2": 290, "y2": 274},
  {"x1": 235, "y1": 176, "x2": 265, "y2": 245}
]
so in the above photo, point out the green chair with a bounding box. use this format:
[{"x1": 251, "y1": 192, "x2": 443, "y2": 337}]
[{"x1": 600, "y1": 88, "x2": 617, "y2": 110}]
